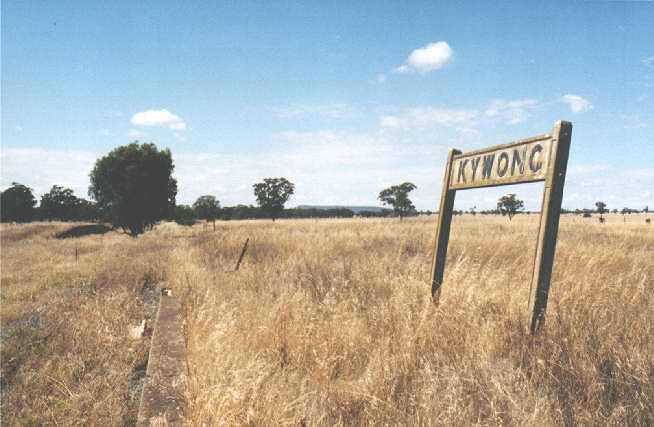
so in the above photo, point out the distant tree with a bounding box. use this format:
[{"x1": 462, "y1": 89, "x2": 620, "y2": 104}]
[
  {"x1": 74, "y1": 199, "x2": 101, "y2": 221},
  {"x1": 644, "y1": 206, "x2": 649, "y2": 213},
  {"x1": 253, "y1": 177, "x2": 295, "y2": 221},
  {"x1": 595, "y1": 201, "x2": 607, "y2": 223},
  {"x1": 193, "y1": 195, "x2": 221, "y2": 228},
  {"x1": 174, "y1": 205, "x2": 196, "y2": 226},
  {"x1": 1, "y1": 182, "x2": 37, "y2": 222},
  {"x1": 40, "y1": 185, "x2": 81, "y2": 221},
  {"x1": 497, "y1": 194, "x2": 524, "y2": 221},
  {"x1": 89, "y1": 143, "x2": 177, "y2": 236},
  {"x1": 378, "y1": 182, "x2": 417, "y2": 219},
  {"x1": 357, "y1": 209, "x2": 392, "y2": 218}
]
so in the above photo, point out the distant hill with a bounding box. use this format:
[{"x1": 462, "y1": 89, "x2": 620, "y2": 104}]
[{"x1": 296, "y1": 205, "x2": 390, "y2": 214}]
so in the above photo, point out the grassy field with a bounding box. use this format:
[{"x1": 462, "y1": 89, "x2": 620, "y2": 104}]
[{"x1": 2, "y1": 214, "x2": 653, "y2": 425}]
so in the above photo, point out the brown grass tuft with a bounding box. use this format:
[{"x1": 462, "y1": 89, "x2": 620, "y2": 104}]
[
  {"x1": 177, "y1": 215, "x2": 653, "y2": 426},
  {"x1": 2, "y1": 215, "x2": 652, "y2": 425}
]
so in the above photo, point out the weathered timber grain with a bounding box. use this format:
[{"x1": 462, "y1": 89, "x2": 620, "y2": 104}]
[
  {"x1": 527, "y1": 120, "x2": 572, "y2": 333},
  {"x1": 431, "y1": 148, "x2": 460, "y2": 301}
]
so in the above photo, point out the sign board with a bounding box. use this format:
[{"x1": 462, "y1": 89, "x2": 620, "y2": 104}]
[
  {"x1": 430, "y1": 121, "x2": 572, "y2": 333},
  {"x1": 450, "y1": 136, "x2": 552, "y2": 190}
]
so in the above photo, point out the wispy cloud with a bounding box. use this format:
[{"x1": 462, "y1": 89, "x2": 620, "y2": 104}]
[
  {"x1": 3, "y1": 141, "x2": 651, "y2": 210},
  {"x1": 103, "y1": 110, "x2": 123, "y2": 119},
  {"x1": 394, "y1": 41, "x2": 453, "y2": 74},
  {"x1": 623, "y1": 115, "x2": 650, "y2": 129},
  {"x1": 380, "y1": 107, "x2": 478, "y2": 130},
  {"x1": 484, "y1": 99, "x2": 539, "y2": 124},
  {"x1": 379, "y1": 98, "x2": 539, "y2": 132},
  {"x1": 642, "y1": 55, "x2": 654, "y2": 67},
  {"x1": 569, "y1": 164, "x2": 610, "y2": 175},
  {"x1": 131, "y1": 109, "x2": 186, "y2": 131},
  {"x1": 561, "y1": 94, "x2": 593, "y2": 113},
  {"x1": 0, "y1": 148, "x2": 97, "y2": 198},
  {"x1": 270, "y1": 103, "x2": 360, "y2": 120},
  {"x1": 128, "y1": 128, "x2": 146, "y2": 138}
]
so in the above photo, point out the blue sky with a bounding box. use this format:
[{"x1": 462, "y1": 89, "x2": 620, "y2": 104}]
[{"x1": 2, "y1": 1, "x2": 653, "y2": 210}]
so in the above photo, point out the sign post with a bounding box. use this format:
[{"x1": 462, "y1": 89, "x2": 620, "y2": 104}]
[{"x1": 430, "y1": 121, "x2": 572, "y2": 333}]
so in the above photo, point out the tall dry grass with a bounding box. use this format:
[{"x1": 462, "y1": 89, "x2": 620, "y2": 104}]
[
  {"x1": 174, "y1": 215, "x2": 654, "y2": 426},
  {"x1": 2, "y1": 215, "x2": 652, "y2": 425},
  {"x1": 1, "y1": 222, "x2": 178, "y2": 425}
]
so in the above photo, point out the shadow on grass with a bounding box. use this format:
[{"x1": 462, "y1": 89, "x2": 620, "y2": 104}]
[{"x1": 56, "y1": 224, "x2": 113, "y2": 239}]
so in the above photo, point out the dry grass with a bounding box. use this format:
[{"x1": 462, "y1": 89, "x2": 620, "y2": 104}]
[
  {"x1": 174, "y1": 215, "x2": 653, "y2": 426},
  {"x1": 2, "y1": 215, "x2": 653, "y2": 425},
  {"x1": 1, "y1": 222, "x2": 175, "y2": 425}
]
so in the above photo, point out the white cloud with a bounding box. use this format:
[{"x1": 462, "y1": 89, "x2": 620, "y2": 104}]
[
  {"x1": 624, "y1": 121, "x2": 650, "y2": 130},
  {"x1": 642, "y1": 55, "x2": 654, "y2": 67},
  {"x1": 0, "y1": 148, "x2": 97, "y2": 198},
  {"x1": 128, "y1": 128, "x2": 146, "y2": 138},
  {"x1": 130, "y1": 109, "x2": 187, "y2": 131},
  {"x1": 569, "y1": 164, "x2": 610, "y2": 175},
  {"x1": 270, "y1": 103, "x2": 359, "y2": 120},
  {"x1": 99, "y1": 128, "x2": 111, "y2": 136},
  {"x1": 484, "y1": 99, "x2": 539, "y2": 124},
  {"x1": 376, "y1": 73, "x2": 387, "y2": 83},
  {"x1": 379, "y1": 99, "x2": 539, "y2": 131},
  {"x1": 174, "y1": 131, "x2": 446, "y2": 208},
  {"x1": 3, "y1": 140, "x2": 651, "y2": 211},
  {"x1": 394, "y1": 41, "x2": 453, "y2": 74},
  {"x1": 104, "y1": 110, "x2": 123, "y2": 118},
  {"x1": 380, "y1": 107, "x2": 478, "y2": 130},
  {"x1": 561, "y1": 94, "x2": 593, "y2": 113}
]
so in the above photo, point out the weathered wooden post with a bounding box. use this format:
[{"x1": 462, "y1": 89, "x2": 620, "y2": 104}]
[
  {"x1": 234, "y1": 238, "x2": 250, "y2": 271},
  {"x1": 430, "y1": 148, "x2": 460, "y2": 301},
  {"x1": 429, "y1": 120, "x2": 572, "y2": 333},
  {"x1": 526, "y1": 121, "x2": 572, "y2": 333}
]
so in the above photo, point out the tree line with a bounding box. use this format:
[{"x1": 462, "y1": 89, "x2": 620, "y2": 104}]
[
  {"x1": 1, "y1": 142, "x2": 650, "y2": 235},
  {"x1": 0, "y1": 143, "x2": 420, "y2": 235}
]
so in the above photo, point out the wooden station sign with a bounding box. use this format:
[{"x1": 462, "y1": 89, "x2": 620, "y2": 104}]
[
  {"x1": 450, "y1": 136, "x2": 551, "y2": 190},
  {"x1": 430, "y1": 121, "x2": 572, "y2": 333}
]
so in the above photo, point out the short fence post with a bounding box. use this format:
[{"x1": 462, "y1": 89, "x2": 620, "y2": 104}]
[{"x1": 234, "y1": 238, "x2": 250, "y2": 271}]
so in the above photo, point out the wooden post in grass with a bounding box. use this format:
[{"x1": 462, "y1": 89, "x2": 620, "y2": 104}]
[
  {"x1": 526, "y1": 121, "x2": 572, "y2": 333},
  {"x1": 234, "y1": 238, "x2": 250, "y2": 271},
  {"x1": 430, "y1": 148, "x2": 460, "y2": 301},
  {"x1": 429, "y1": 120, "x2": 572, "y2": 334}
]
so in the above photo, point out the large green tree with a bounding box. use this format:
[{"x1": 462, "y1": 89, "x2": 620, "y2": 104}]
[
  {"x1": 40, "y1": 185, "x2": 80, "y2": 221},
  {"x1": 497, "y1": 194, "x2": 524, "y2": 221},
  {"x1": 253, "y1": 177, "x2": 295, "y2": 221},
  {"x1": 378, "y1": 182, "x2": 417, "y2": 219},
  {"x1": 193, "y1": 195, "x2": 221, "y2": 227},
  {"x1": 0, "y1": 182, "x2": 37, "y2": 222},
  {"x1": 89, "y1": 143, "x2": 177, "y2": 236}
]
